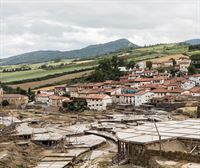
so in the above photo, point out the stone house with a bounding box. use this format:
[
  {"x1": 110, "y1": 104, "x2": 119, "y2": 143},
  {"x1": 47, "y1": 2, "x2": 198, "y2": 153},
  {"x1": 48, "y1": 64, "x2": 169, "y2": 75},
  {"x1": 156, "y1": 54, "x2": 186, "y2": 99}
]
[
  {"x1": 0, "y1": 90, "x2": 28, "y2": 108},
  {"x1": 48, "y1": 95, "x2": 71, "y2": 107}
]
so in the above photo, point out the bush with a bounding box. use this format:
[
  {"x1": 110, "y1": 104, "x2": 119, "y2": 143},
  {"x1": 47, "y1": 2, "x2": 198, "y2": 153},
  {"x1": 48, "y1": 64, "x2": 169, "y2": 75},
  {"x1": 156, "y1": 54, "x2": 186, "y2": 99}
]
[
  {"x1": 2, "y1": 100, "x2": 9, "y2": 106},
  {"x1": 62, "y1": 100, "x2": 87, "y2": 112}
]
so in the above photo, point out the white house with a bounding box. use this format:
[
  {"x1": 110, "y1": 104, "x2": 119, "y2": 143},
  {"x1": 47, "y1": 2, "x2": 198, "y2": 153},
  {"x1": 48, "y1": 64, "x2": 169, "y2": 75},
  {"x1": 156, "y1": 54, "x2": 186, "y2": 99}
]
[
  {"x1": 132, "y1": 78, "x2": 152, "y2": 88},
  {"x1": 189, "y1": 74, "x2": 200, "y2": 86},
  {"x1": 104, "y1": 88, "x2": 122, "y2": 96},
  {"x1": 35, "y1": 94, "x2": 49, "y2": 104},
  {"x1": 177, "y1": 56, "x2": 191, "y2": 72},
  {"x1": 112, "y1": 94, "x2": 135, "y2": 105},
  {"x1": 39, "y1": 89, "x2": 54, "y2": 95},
  {"x1": 134, "y1": 91, "x2": 154, "y2": 106},
  {"x1": 118, "y1": 66, "x2": 127, "y2": 72},
  {"x1": 151, "y1": 88, "x2": 168, "y2": 98},
  {"x1": 181, "y1": 80, "x2": 196, "y2": 90},
  {"x1": 86, "y1": 94, "x2": 112, "y2": 111}
]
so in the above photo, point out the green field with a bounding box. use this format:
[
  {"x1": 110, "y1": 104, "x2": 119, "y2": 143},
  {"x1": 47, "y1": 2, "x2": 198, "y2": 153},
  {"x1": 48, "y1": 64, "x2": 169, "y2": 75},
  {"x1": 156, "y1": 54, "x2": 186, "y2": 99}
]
[
  {"x1": 0, "y1": 61, "x2": 96, "y2": 83},
  {"x1": 125, "y1": 44, "x2": 188, "y2": 62},
  {"x1": 96, "y1": 43, "x2": 188, "y2": 62}
]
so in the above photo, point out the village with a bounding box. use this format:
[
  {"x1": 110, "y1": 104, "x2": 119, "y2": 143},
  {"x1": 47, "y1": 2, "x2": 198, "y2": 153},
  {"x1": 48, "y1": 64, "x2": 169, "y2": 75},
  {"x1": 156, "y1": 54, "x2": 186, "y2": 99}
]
[{"x1": 0, "y1": 54, "x2": 200, "y2": 168}]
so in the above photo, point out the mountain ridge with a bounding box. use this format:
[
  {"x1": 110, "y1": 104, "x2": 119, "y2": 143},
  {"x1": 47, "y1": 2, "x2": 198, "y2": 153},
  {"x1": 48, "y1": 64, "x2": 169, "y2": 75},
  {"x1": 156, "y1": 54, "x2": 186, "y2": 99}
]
[
  {"x1": 183, "y1": 38, "x2": 200, "y2": 45},
  {"x1": 0, "y1": 39, "x2": 137, "y2": 65}
]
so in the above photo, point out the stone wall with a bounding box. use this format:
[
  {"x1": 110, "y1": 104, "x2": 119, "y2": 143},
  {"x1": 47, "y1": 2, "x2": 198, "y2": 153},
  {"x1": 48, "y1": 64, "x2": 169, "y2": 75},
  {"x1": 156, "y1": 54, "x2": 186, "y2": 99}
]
[
  {"x1": 146, "y1": 150, "x2": 200, "y2": 163},
  {"x1": 128, "y1": 143, "x2": 147, "y2": 166},
  {"x1": 124, "y1": 140, "x2": 200, "y2": 166},
  {"x1": 154, "y1": 102, "x2": 186, "y2": 112}
]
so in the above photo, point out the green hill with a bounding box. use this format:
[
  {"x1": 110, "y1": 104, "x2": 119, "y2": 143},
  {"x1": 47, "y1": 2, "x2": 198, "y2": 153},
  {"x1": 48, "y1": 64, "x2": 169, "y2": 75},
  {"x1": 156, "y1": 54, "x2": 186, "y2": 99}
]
[
  {"x1": 0, "y1": 39, "x2": 137, "y2": 65},
  {"x1": 183, "y1": 39, "x2": 200, "y2": 45}
]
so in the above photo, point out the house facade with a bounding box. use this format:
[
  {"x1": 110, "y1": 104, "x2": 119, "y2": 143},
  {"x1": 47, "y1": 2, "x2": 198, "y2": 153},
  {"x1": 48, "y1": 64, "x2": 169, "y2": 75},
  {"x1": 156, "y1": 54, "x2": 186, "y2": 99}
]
[
  {"x1": 112, "y1": 94, "x2": 135, "y2": 105},
  {"x1": 189, "y1": 74, "x2": 200, "y2": 86},
  {"x1": 0, "y1": 91, "x2": 28, "y2": 108},
  {"x1": 134, "y1": 91, "x2": 154, "y2": 106},
  {"x1": 86, "y1": 94, "x2": 112, "y2": 111}
]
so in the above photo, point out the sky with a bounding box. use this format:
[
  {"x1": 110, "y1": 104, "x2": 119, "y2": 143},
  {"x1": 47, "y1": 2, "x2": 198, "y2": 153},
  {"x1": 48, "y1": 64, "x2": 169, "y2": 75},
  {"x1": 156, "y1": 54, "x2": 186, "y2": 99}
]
[{"x1": 0, "y1": 0, "x2": 200, "y2": 58}]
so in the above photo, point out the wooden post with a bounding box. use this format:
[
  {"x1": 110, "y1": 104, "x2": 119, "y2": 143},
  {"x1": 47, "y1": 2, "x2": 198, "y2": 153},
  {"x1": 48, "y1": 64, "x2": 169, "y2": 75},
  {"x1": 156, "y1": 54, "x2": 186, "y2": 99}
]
[{"x1": 152, "y1": 119, "x2": 162, "y2": 156}]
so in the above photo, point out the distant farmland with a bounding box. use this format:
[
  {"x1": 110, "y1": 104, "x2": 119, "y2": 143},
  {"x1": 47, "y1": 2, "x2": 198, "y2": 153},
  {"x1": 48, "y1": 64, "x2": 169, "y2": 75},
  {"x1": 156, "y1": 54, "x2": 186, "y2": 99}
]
[
  {"x1": 0, "y1": 62, "x2": 95, "y2": 83},
  {"x1": 8, "y1": 70, "x2": 93, "y2": 90},
  {"x1": 149, "y1": 54, "x2": 185, "y2": 62},
  {"x1": 1, "y1": 43, "x2": 189, "y2": 90}
]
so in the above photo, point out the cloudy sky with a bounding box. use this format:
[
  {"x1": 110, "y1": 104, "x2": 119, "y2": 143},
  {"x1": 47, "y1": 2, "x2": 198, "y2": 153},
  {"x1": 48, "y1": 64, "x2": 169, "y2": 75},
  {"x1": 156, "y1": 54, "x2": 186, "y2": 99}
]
[{"x1": 1, "y1": 0, "x2": 199, "y2": 58}]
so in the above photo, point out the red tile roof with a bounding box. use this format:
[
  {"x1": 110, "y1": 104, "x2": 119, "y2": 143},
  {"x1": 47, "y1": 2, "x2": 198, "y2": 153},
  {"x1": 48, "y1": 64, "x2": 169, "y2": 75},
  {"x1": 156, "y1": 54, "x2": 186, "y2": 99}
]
[
  {"x1": 134, "y1": 78, "x2": 152, "y2": 82},
  {"x1": 49, "y1": 95, "x2": 70, "y2": 100},
  {"x1": 3, "y1": 94, "x2": 28, "y2": 99},
  {"x1": 86, "y1": 94, "x2": 110, "y2": 99},
  {"x1": 190, "y1": 74, "x2": 200, "y2": 77},
  {"x1": 190, "y1": 87, "x2": 200, "y2": 93},
  {"x1": 36, "y1": 94, "x2": 49, "y2": 97},
  {"x1": 152, "y1": 88, "x2": 168, "y2": 93}
]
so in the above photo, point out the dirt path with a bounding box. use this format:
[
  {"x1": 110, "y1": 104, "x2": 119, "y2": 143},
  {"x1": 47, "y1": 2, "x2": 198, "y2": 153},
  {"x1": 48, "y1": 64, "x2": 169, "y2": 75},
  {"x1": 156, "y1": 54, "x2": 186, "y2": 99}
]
[{"x1": 75, "y1": 140, "x2": 117, "y2": 168}]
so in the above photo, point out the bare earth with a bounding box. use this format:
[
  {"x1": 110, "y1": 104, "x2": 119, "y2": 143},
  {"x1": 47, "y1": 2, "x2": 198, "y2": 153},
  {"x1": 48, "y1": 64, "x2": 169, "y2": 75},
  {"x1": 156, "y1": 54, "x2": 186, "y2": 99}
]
[
  {"x1": 8, "y1": 70, "x2": 93, "y2": 90},
  {"x1": 149, "y1": 54, "x2": 185, "y2": 62}
]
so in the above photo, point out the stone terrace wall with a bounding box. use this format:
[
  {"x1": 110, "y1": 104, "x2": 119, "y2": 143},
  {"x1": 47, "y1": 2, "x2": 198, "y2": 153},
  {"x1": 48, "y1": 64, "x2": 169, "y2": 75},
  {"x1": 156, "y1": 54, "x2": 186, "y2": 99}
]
[
  {"x1": 128, "y1": 143, "x2": 147, "y2": 166},
  {"x1": 146, "y1": 150, "x2": 200, "y2": 163},
  {"x1": 127, "y1": 141, "x2": 200, "y2": 166}
]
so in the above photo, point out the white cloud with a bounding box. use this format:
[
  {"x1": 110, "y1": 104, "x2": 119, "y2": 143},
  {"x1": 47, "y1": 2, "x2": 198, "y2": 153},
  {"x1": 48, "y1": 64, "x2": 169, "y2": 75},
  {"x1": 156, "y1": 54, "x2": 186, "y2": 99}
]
[{"x1": 0, "y1": 0, "x2": 199, "y2": 58}]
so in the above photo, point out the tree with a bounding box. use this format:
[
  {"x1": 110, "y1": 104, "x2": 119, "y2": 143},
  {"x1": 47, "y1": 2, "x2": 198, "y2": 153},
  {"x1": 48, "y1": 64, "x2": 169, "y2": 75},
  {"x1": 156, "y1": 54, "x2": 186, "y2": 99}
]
[
  {"x1": 188, "y1": 65, "x2": 196, "y2": 75},
  {"x1": 146, "y1": 61, "x2": 152, "y2": 70},
  {"x1": 62, "y1": 100, "x2": 87, "y2": 112},
  {"x1": 191, "y1": 53, "x2": 200, "y2": 68},
  {"x1": 89, "y1": 56, "x2": 125, "y2": 82},
  {"x1": 27, "y1": 88, "x2": 35, "y2": 101},
  {"x1": 2, "y1": 100, "x2": 9, "y2": 107},
  {"x1": 135, "y1": 64, "x2": 140, "y2": 69},
  {"x1": 170, "y1": 58, "x2": 176, "y2": 66},
  {"x1": 127, "y1": 60, "x2": 136, "y2": 69},
  {"x1": 157, "y1": 67, "x2": 165, "y2": 73}
]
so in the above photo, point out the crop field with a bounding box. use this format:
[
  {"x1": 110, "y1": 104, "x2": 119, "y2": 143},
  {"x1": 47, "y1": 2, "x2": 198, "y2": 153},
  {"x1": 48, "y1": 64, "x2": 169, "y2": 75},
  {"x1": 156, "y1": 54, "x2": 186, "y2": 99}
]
[
  {"x1": 0, "y1": 61, "x2": 96, "y2": 83},
  {"x1": 125, "y1": 44, "x2": 188, "y2": 62},
  {"x1": 149, "y1": 54, "x2": 185, "y2": 62},
  {"x1": 9, "y1": 70, "x2": 93, "y2": 90}
]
